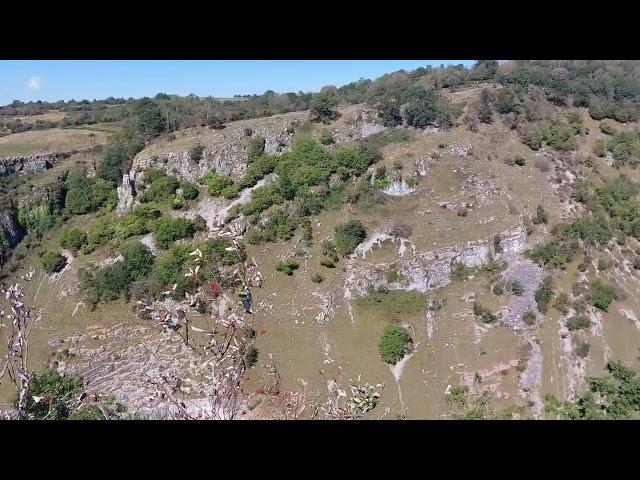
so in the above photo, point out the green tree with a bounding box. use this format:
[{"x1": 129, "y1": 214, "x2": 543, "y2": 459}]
[
  {"x1": 378, "y1": 324, "x2": 412, "y2": 364},
  {"x1": 334, "y1": 220, "x2": 367, "y2": 256}
]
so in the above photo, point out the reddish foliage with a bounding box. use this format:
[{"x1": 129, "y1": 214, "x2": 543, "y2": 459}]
[
  {"x1": 209, "y1": 281, "x2": 223, "y2": 297},
  {"x1": 259, "y1": 328, "x2": 268, "y2": 335}
]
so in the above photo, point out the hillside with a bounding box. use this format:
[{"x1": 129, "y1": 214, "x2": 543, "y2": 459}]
[{"x1": 2, "y1": 61, "x2": 640, "y2": 420}]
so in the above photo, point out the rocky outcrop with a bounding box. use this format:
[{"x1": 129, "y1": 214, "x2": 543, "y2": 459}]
[
  {"x1": 116, "y1": 172, "x2": 137, "y2": 214},
  {"x1": 0, "y1": 207, "x2": 24, "y2": 248},
  {"x1": 0, "y1": 153, "x2": 55, "y2": 177},
  {"x1": 346, "y1": 223, "x2": 527, "y2": 297}
]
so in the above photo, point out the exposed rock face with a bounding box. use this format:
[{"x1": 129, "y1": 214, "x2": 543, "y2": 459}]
[
  {"x1": 346, "y1": 223, "x2": 527, "y2": 297},
  {"x1": 0, "y1": 207, "x2": 24, "y2": 248},
  {"x1": 0, "y1": 153, "x2": 55, "y2": 176},
  {"x1": 116, "y1": 172, "x2": 137, "y2": 214},
  {"x1": 48, "y1": 324, "x2": 231, "y2": 420},
  {"x1": 383, "y1": 180, "x2": 417, "y2": 196}
]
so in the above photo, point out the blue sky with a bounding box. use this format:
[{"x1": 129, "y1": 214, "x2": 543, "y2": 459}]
[{"x1": 0, "y1": 60, "x2": 474, "y2": 105}]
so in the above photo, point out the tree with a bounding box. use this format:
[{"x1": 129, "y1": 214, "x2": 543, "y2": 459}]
[
  {"x1": 477, "y1": 89, "x2": 493, "y2": 124},
  {"x1": 135, "y1": 99, "x2": 165, "y2": 139},
  {"x1": 65, "y1": 169, "x2": 94, "y2": 214},
  {"x1": 378, "y1": 324, "x2": 412, "y2": 364},
  {"x1": 376, "y1": 101, "x2": 403, "y2": 127},
  {"x1": 41, "y1": 251, "x2": 67, "y2": 273},
  {"x1": 60, "y1": 228, "x2": 87, "y2": 253},
  {"x1": 309, "y1": 89, "x2": 340, "y2": 123},
  {"x1": 334, "y1": 220, "x2": 367, "y2": 256}
]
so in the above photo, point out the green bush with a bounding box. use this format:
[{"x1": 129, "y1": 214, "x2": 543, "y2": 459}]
[
  {"x1": 189, "y1": 144, "x2": 204, "y2": 162},
  {"x1": 247, "y1": 136, "x2": 265, "y2": 160},
  {"x1": 510, "y1": 280, "x2": 525, "y2": 296},
  {"x1": 534, "y1": 204, "x2": 548, "y2": 224},
  {"x1": 193, "y1": 215, "x2": 207, "y2": 231},
  {"x1": 276, "y1": 259, "x2": 299, "y2": 275},
  {"x1": 153, "y1": 216, "x2": 195, "y2": 249},
  {"x1": 60, "y1": 228, "x2": 87, "y2": 253},
  {"x1": 319, "y1": 129, "x2": 335, "y2": 145},
  {"x1": 142, "y1": 173, "x2": 179, "y2": 203},
  {"x1": 152, "y1": 245, "x2": 192, "y2": 297},
  {"x1": 179, "y1": 182, "x2": 199, "y2": 200},
  {"x1": 600, "y1": 121, "x2": 617, "y2": 136},
  {"x1": 514, "y1": 156, "x2": 526, "y2": 166},
  {"x1": 378, "y1": 324, "x2": 412, "y2": 364},
  {"x1": 311, "y1": 272, "x2": 324, "y2": 283},
  {"x1": 21, "y1": 368, "x2": 83, "y2": 419},
  {"x1": 132, "y1": 203, "x2": 162, "y2": 220},
  {"x1": 244, "y1": 346, "x2": 259, "y2": 368},
  {"x1": 88, "y1": 219, "x2": 116, "y2": 246},
  {"x1": 202, "y1": 237, "x2": 246, "y2": 265},
  {"x1": 523, "y1": 310, "x2": 537, "y2": 326},
  {"x1": 221, "y1": 184, "x2": 240, "y2": 199},
  {"x1": 576, "y1": 341, "x2": 590, "y2": 358},
  {"x1": 590, "y1": 280, "x2": 615, "y2": 311},
  {"x1": 64, "y1": 169, "x2": 92, "y2": 211},
  {"x1": 122, "y1": 242, "x2": 155, "y2": 280},
  {"x1": 566, "y1": 315, "x2": 592, "y2": 331},
  {"x1": 535, "y1": 276, "x2": 554, "y2": 313},
  {"x1": 114, "y1": 214, "x2": 149, "y2": 239},
  {"x1": 472, "y1": 300, "x2": 496, "y2": 323},
  {"x1": 41, "y1": 251, "x2": 67, "y2": 273},
  {"x1": 334, "y1": 220, "x2": 367, "y2": 256},
  {"x1": 206, "y1": 173, "x2": 234, "y2": 196}
]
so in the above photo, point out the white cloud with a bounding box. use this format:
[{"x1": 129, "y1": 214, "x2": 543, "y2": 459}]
[{"x1": 27, "y1": 76, "x2": 42, "y2": 90}]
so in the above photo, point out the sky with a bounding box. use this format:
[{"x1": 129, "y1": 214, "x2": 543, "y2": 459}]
[{"x1": 0, "y1": 60, "x2": 475, "y2": 105}]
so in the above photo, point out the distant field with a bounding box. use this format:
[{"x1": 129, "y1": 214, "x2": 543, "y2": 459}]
[
  {"x1": 0, "y1": 127, "x2": 110, "y2": 157},
  {"x1": 11, "y1": 111, "x2": 67, "y2": 124},
  {"x1": 68, "y1": 122, "x2": 123, "y2": 134}
]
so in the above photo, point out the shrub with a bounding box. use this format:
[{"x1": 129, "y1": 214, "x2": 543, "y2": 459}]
[
  {"x1": 451, "y1": 262, "x2": 475, "y2": 281},
  {"x1": 378, "y1": 324, "x2": 412, "y2": 364},
  {"x1": 523, "y1": 310, "x2": 537, "y2": 326},
  {"x1": 152, "y1": 245, "x2": 192, "y2": 297},
  {"x1": 319, "y1": 129, "x2": 335, "y2": 145},
  {"x1": 320, "y1": 258, "x2": 336, "y2": 268},
  {"x1": 334, "y1": 220, "x2": 367, "y2": 256},
  {"x1": 114, "y1": 214, "x2": 149, "y2": 239},
  {"x1": 491, "y1": 282, "x2": 504, "y2": 295},
  {"x1": 514, "y1": 156, "x2": 526, "y2": 167},
  {"x1": 42, "y1": 251, "x2": 67, "y2": 273},
  {"x1": 142, "y1": 173, "x2": 179, "y2": 203},
  {"x1": 189, "y1": 144, "x2": 204, "y2": 162},
  {"x1": 566, "y1": 315, "x2": 592, "y2": 331},
  {"x1": 206, "y1": 173, "x2": 234, "y2": 196},
  {"x1": 202, "y1": 237, "x2": 246, "y2": 266},
  {"x1": 510, "y1": 280, "x2": 525, "y2": 296},
  {"x1": 88, "y1": 219, "x2": 116, "y2": 246},
  {"x1": 221, "y1": 184, "x2": 239, "y2": 199},
  {"x1": 553, "y1": 291, "x2": 570, "y2": 313},
  {"x1": 244, "y1": 346, "x2": 259, "y2": 368},
  {"x1": 534, "y1": 204, "x2": 548, "y2": 224},
  {"x1": 276, "y1": 260, "x2": 299, "y2": 276},
  {"x1": 179, "y1": 182, "x2": 199, "y2": 201},
  {"x1": 64, "y1": 169, "x2": 96, "y2": 215},
  {"x1": 600, "y1": 122, "x2": 617, "y2": 136},
  {"x1": 590, "y1": 280, "x2": 615, "y2": 311},
  {"x1": 21, "y1": 368, "x2": 83, "y2": 419},
  {"x1": 247, "y1": 136, "x2": 265, "y2": 160},
  {"x1": 576, "y1": 341, "x2": 590, "y2": 358},
  {"x1": 121, "y1": 242, "x2": 154, "y2": 280},
  {"x1": 60, "y1": 228, "x2": 87, "y2": 253},
  {"x1": 244, "y1": 127, "x2": 254, "y2": 137},
  {"x1": 153, "y1": 217, "x2": 195, "y2": 249},
  {"x1": 311, "y1": 272, "x2": 324, "y2": 283},
  {"x1": 193, "y1": 215, "x2": 207, "y2": 231},
  {"x1": 535, "y1": 276, "x2": 554, "y2": 313},
  {"x1": 472, "y1": 300, "x2": 497, "y2": 324},
  {"x1": 389, "y1": 221, "x2": 412, "y2": 239},
  {"x1": 309, "y1": 90, "x2": 340, "y2": 123},
  {"x1": 132, "y1": 203, "x2": 162, "y2": 220}
]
